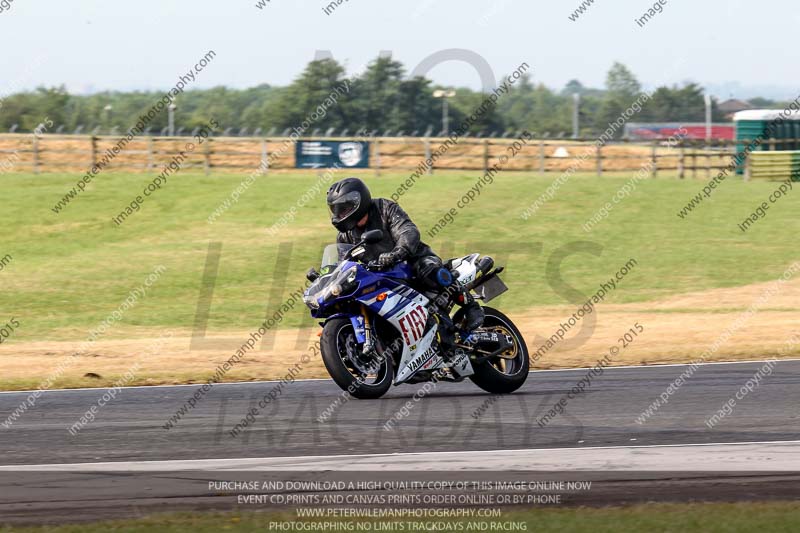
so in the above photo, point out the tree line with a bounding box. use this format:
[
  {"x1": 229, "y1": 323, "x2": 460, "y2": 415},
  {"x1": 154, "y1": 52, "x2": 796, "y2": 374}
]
[{"x1": 0, "y1": 58, "x2": 789, "y2": 138}]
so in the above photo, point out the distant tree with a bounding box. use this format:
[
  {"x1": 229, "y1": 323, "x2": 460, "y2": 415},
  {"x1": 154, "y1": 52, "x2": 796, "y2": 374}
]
[
  {"x1": 392, "y1": 77, "x2": 438, "y2": 134},
  {"x1": 349, "y1": 56, "x2": 404, "y2": 131},
  {"x1": 261, "y1": 59, "x2": 351, "y2": 132},
  {"x1": 596, "y1": 62, "x2": 643, "y2": 138},
  {"x1": 748, "y1": 97, "x2": 775, "y2": 108},
  {"x1": 448, "y1": 89, "x2": 505, "y2": 135},
  {"x1": 497, "y1": 73, "x2": 536, "y2": 131},
  {"x1": 605, "y1": 63, "x2": 641, "y2": 96},
  {"x1": 0, "y1": 86, "x2": 69, "y2": 131},
  {"x1": 561, "y1": 79, "x2": 585, "y2": 96},
  {"x1": 0, "y1": 58, "x2": 782, "y2": 137},
  {"x1": 642, "y1": 83, "x2": 718, "y2": 123}
]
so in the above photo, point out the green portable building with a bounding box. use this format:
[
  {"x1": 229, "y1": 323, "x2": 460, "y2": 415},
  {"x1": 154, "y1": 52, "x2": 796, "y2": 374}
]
[{"x1": 734, "y1": 109, "x2": 800, "y2": 173}]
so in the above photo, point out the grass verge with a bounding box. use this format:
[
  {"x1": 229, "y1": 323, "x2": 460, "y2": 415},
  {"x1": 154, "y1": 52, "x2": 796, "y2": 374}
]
[{"x1": 1, "y1": 170, "x2": 798, "y2": 389}]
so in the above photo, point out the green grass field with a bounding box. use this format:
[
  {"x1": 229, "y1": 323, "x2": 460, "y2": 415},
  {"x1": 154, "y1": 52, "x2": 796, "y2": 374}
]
[
  {"x1": 3, "y1": 502, "x2": 799, "y2": 532},
  {"x1": 0, "y1": 169, "x2": 798, "y2": 342}
]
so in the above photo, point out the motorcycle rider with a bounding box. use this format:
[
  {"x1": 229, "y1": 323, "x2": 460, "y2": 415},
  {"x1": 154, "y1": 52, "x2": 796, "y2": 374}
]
[{"x1": 326, "y1": 177, "x2": 484, "y2": 354}]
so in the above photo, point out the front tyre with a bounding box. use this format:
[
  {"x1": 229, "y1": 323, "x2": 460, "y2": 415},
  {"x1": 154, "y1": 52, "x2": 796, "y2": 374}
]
[
  {"x1": 469, "y1": 306, "x2": 529, "y2": 394},
  {"x1": 320, "y1": 317, "x2": 393, "y2": 399}
]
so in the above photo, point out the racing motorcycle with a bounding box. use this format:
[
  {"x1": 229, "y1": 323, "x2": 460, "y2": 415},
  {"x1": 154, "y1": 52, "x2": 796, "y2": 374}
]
[{"x1": 303, "y1": 229, "x2": 529, "y2": 399}]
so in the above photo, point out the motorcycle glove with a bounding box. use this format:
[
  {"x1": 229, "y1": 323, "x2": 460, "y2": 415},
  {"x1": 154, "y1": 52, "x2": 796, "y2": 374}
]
[{"x1": 378, "y1": 248, "x2": 407, "y2": 267}]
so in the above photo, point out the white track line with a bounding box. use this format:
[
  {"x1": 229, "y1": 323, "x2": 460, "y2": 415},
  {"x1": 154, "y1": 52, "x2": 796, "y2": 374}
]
[
  {"x1": 2, "y1": 440, "x2": 800, "y2": 472},
  {"x1": 0, "y1": 358, "x2": 794, "y2": 396},
  {"x1": 0, "y1": 378, "x2": 331, "y2": 395},
  {"x1": 532, "y1": 357, "x2": 799, "y2": 373}
]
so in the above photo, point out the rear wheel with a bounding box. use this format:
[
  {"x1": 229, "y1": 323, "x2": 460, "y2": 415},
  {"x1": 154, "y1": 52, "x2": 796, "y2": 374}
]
[
  {"x1": 320, "y1": 317, "x2": 393, "y2": 399},
  {"x1": 468, "y1": 306, "x2": 529, "y2": 394}
]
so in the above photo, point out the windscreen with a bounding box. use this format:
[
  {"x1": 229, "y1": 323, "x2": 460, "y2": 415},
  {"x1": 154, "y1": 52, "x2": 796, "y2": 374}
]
[{"x1": 320, "y1": 243, "x2": 354, "y2": 276}]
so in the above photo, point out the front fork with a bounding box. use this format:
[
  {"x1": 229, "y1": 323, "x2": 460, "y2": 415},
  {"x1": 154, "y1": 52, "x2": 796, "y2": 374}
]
[
  {"x1": 348, "y1": 307, "x2": 392, "y2": 374},
  {"x1": 361, "y1": 304, "x2": 375, "y2": 354},
  {"x1": 346, "y1": 306, "x2": 376, "y2": 355}
]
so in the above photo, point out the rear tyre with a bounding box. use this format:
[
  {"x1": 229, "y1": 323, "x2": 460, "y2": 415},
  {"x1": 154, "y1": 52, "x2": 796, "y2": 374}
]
[
  {"x1": 320, "y1": 317, "x2": 393, "y2": 399},
  {"x1": 468, "y1": 306, "x2": 529, "y2": 394}
]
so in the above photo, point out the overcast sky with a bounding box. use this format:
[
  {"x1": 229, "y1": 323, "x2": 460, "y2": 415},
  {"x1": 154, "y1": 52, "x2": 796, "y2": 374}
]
[{"x1": 1, "y1": 0, "x2": 796, "y2": 99}]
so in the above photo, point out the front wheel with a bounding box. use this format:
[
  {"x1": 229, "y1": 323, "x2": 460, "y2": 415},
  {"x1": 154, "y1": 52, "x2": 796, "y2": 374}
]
[
  {"x1": 320, "y1": 317, "x2": 394, "y2": 399},
  {"x1": 468, "y1": 306, "x2": 529, "y2": 394}
]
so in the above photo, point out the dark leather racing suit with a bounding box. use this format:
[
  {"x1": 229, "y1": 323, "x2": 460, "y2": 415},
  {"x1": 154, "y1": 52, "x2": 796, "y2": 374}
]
[
  {"x1": 336, "y1": 198, "x2": 484, "y2": 354},
  {"x1": 336, "y1": 198, "x2": 443, "y2": 289}
]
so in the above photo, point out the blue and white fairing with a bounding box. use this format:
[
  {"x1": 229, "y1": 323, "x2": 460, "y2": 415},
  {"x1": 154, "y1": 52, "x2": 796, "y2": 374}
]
[
  {"x1": 357, "y1": 275, "x2": 440, "y2": 383},
  {"x1": 303, "y1": 243, "x2": 473, "y2": 384}
]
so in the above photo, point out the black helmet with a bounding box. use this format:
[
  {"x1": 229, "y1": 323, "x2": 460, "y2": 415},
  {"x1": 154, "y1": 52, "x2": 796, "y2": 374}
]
[{"x1": 326, "y1": 177, "x2": 371, "y2": 232}]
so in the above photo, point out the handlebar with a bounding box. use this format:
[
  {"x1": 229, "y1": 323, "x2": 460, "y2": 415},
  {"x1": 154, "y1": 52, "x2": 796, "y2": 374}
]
[{"x1": 366, "y1": 260, "x2": 390, "y2": 271}]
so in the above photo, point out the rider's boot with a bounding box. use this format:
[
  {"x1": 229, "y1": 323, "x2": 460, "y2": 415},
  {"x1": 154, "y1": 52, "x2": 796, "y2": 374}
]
[
  {"x1": 426, "y1": 304, "x2": 454, "y2": 359},
  {"x1": 428, "y1": 294, "x2": 483, "y2": 363},
  {"x1": 456, "y1": 291, "x2": 484, "y2": 344},
  {"x1": 425, "y1": 264, "x2": 485, "y2": 362}
]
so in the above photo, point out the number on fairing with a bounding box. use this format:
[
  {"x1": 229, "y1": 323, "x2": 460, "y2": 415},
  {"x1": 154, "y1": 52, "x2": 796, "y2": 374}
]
[{"x1": 398, "y1": 305, "x2": 427, "y2": 345}]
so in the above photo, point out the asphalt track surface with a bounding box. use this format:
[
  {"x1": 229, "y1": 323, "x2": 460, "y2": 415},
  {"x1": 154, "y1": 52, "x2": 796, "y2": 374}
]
[
  {"x1": 3, "y1": 359, "x2": 800, "y2": 462},
  {"x1": 1, "y1": 360, "x2": 800, "y2": 523}
]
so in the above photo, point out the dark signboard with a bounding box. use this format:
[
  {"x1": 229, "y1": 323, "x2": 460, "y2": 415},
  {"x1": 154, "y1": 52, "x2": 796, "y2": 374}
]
[{"x1": 295, "y1": 140, "x2": 370, "y2": 169}]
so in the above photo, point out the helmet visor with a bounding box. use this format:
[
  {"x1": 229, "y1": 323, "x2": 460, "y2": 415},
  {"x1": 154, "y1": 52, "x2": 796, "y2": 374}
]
[{"x1": 328, "y1": 191, "x2": 361, "y2": 223}]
